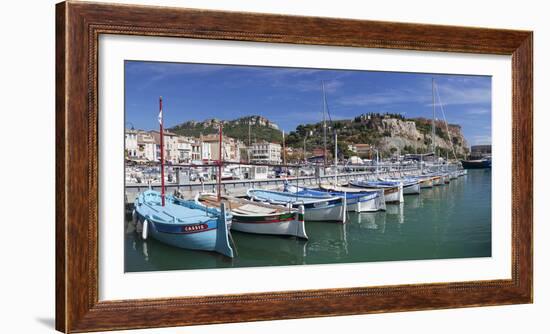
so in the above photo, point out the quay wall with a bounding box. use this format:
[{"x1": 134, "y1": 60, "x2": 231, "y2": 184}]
[{"x1": 125, "y1": 166, "x2": 423, "y2": 206}]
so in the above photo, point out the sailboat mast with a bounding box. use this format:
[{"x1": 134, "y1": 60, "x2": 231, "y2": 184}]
[
  {"x1": 217, "y1": 123, "x2": 223, "y2": 201},
  {"x1": 322, "y1": 81, "x2": 328, "y2": 166},
  {"x1": 159, "y1": 96, "x2": 165, "y2": 206},
  {"x1": 247, "y1": 119, "x2": 251, "y2": 162},
  {"x1": 334, "y1": 133, "x2": 338, "y2": 185},
  {"x1": 432, "y1": 78, "x2": 436, "y2": 156},
  {"x1": 282, "y1": 130, "x2": 286, "y2": 166}
]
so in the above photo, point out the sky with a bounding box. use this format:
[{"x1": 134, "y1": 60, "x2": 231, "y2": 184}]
[{"x1": 125, "y1": 61, "x2": 492, "y2": 146}]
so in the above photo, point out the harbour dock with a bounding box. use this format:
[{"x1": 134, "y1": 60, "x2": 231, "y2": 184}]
[{"x1": 125, "y1": 164, "x2": 424, "y2": 207}]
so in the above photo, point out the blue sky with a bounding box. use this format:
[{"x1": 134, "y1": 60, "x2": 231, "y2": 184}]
[{"x1": 125, "y1": 61, "x2": 492, "y2": 146}]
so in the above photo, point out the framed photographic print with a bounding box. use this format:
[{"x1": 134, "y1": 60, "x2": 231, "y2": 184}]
[{"x1": 56, "y1": 1, "x2": 532, "y2": 332}]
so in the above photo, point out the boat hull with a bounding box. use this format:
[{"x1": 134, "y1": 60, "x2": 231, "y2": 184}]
[
  {"x1": 301, "y1": 201, "x2": 346, "y2": 221},
  {"x1": 417, "y1": 178, "x2": 433, "y2": 188},
  {"x1": 461, "y1": 159, "x2": 491, "y2": 169},
  {"x1": 194, "y1": 193, "x2": 307, "y2": 239},
  {"x1": 134, "y1": 191, "x2": 233, "y2": 258},
  {"x1": 349, "y1": 182, "x2": 404, "y2": 204},
  {"x1": 147, "y1": 221, "x2": 217, "y2": 251},
  {"x1": 232, "y1": 213, "x2": 307, "y2": 239},
  {"x1": 403, "y1": 182, "x2": 421, "y2": 195},
  {"x1": 248, "y1": 189, "x2": 346, "y2": 222},
  {"x1": 348, "y1": 192, "x2": 386, "y2": 212},
  {"x1": 284, "y1": 184, "x2": 385, "y2": 213},
  {"x1": 383, "y1": 186, "x2": 404, "y2": 203},
  {"x1": 433, "y1": 176, "x2": 445, "y2": 186}
]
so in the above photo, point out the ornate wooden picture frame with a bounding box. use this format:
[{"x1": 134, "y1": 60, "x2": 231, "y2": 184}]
[{"x1": 56, "y1": 1, "x2": 532, "y2": 332}]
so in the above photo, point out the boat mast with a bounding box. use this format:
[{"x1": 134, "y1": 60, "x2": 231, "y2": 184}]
[
  {"x1": 431, "y1": 78, "x2": 436, "y2": 156},
  {"x1": 159, "y1": 96, "x2": 165, "y2": 206},
  {"x1": 322, "y1": 81, "x2": 328, "y2": 166},
  {"x1": 334, "y1": 133, "x2": 338, "y2": 185},
  {"x1": 282, "y1": 130, "x2": 286, "y2": 166},
  {"x1": 217, "y1": 123, "x2": 223, "y2": 201},
  {"x1": 247, "y1": 119, "x2": 251, "y2": 162}
]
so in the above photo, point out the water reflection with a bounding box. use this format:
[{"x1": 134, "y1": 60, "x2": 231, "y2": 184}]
[
  {"x1": 233, "y1": 232, "x2": 308, "y2": 265},
  {"x1": 306, "y1": 221, "x2": 349, "y2": 260},
  {"x1": 386, "y1": 203, "x2": 404, "y2": 224},
  {"x1": 406, "y1": 194, "x2": 421, "y2": 209},
  {"x1": 125, "y1": 170, "x2": 491, "y2": 272},
  {"x1": 354, "y1": 212, "x2": 386, "y2": 233}
]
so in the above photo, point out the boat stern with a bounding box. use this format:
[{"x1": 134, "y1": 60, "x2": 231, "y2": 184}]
[
  {"x1": 215, "y1": 203, "x2": 234, "y2": 258},
  {"x1": 293, "y1": 205, "x2": 308, "y2": 239}
]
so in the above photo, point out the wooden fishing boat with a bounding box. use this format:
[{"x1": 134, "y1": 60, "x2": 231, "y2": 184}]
[
  {"x1": 285, "y1": 183, "x2": 386, "y2": 212},
  {"x1": 429, "y1": 174, "x2": 445, "y2": 186},
  {"x1": 247, "y1": 189, "x2": 347, "y2": 222},
  {"x1": 348, "y1": 180, "x2": 404, "y2": 203},
  {"x1": 133, "y1": 190, "x2": 234, "y2": 258},
  {"x1": 379, "y1": 178, "x2": 421, "y2": 195},
  {"x1": 195, "y1": 193, "x2": 307, "y2": 239},
  {"x1": 412, "y1": 176, "x2": 434, "y2": 189}
]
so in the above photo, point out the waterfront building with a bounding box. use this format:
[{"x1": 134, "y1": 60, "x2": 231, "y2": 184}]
[
  {"x1": 201, "y1": 134, "x2": 242, "y2": 162},
  {"x1": 250, "y1": 141, "x2": 282, "y2": 164},
  {"x1": 150, "y1": 130, "x2": 180, "y2": 163},
  {"x1": 125, "y1": 129, "x2": 139, "y2": 159},
  {"x1": 176, "y1": 137, "x2": 192, "y2": 163},
  {"x1": 191, "y1": 142, "x2": 202, "y2": 162},
  {"x1": 137, "y1": 131, "x2": 156, "y2": 161},
  {"x1": 354, "y1": 144, "x2": 372, "y2": 158}
]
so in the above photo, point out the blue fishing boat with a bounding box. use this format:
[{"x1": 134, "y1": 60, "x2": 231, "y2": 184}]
[
  {"x1": 349, "y1": 180, "x2": 404, "y2": 203},
  {"x1": 284, "y1": 183, "x2": 385, "y2": 212},
  {"x1": 247, "y1": 189, "x2": 347, "y2": 222},
  {"x1": 131, "y1": 97, "x2": 233, "y2": 258},
  {"x1": 133, "y1": 190, "x2": 234, "y2": 258}
]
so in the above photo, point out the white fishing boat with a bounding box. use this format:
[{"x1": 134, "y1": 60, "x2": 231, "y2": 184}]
[
  {"x1": 412, "y1": 176, "x2": 434, "y2": 189},
  {"x1": 247, "y1": 189, "x2": 347, "y2": 222},
  {"x1": 429, "y1": 174, "x2": 445, "y2": 186},
  {"x1": 195, "y1": 193, "x2": 308, "y2": 239},
  {"x1": 380, "y1": 178, "x2": 421, "y2": 195},
  {"x1": 348, "y1": 180, "x2": 404, "y2": 203}
]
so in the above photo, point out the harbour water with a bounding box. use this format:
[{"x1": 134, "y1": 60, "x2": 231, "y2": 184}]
[{"x1": 124, "y1": 169, "x2": 491, "y2": 272}]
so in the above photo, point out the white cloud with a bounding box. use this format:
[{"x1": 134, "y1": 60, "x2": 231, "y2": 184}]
[
  {"x1": 434, "y1": 82, "x2": 491, "y2": 106},
  {"x1": 465, "y1": 108, "x2": 491, "y2": 115},
  {"x1": 471, "y1": 135, "x2": 492, "y2": 145},
  {"x1": 337, "y1": 88, "x2": 425, "y2": 106},
  {"x1": 336, "y1": 78, "x2": 491, "y2": 108}
]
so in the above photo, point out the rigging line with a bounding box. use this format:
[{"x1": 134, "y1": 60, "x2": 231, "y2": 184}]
[{"x1": 434, "y1": 82, "x2": 458, "y2": 161}]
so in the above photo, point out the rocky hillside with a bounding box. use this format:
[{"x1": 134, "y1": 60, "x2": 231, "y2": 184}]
[
  {"x1": 169, "y1": 116, "x2": 283, "y2": 144},
  {"x1": 376, "y1": 117, "x2": 468, "y2": 157},
  {"x1": 285, "y1": 113, "x2": 469, "y2": 158},
  {"x1": 169, "y1": 113, "x2": 469, "y2": 158}
]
